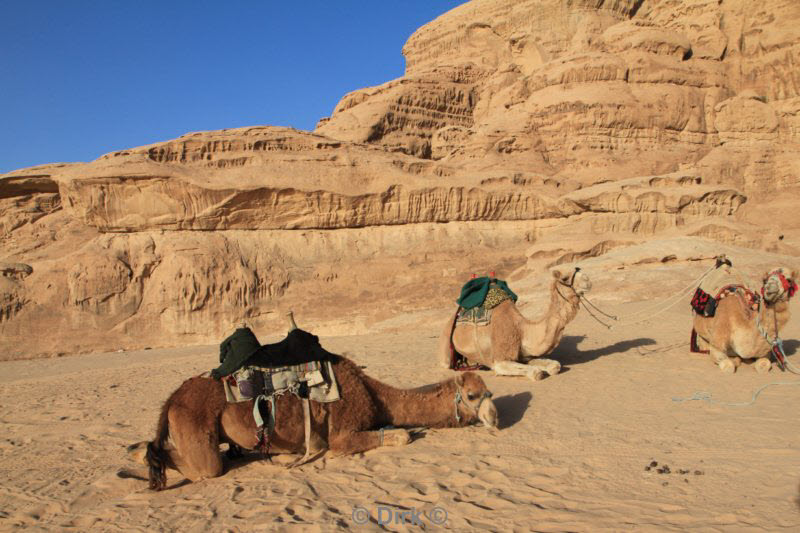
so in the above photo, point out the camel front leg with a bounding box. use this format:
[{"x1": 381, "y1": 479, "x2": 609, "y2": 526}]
[
  {"x1": 524, "y1": 357, "x2": 561, "y2": 376},
  {"x1": 328, "y1": 429, "x2": 411, "y2": 456},
  {"x1": 709, "y1": 346, "x2": 740, "y2": 374},
  {"x1": 493, "y1": 361, "x2": 546, "y2": 381}
]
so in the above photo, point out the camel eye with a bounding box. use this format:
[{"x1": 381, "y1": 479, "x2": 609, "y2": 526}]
[{"x1": 467, "y1": 392, "x2": 477, "y2": 401}]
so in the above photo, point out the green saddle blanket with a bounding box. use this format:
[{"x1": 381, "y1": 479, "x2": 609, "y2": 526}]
[
  {"x1": 456, "y1": 286, "x2": 512, "y2": 325},
  {"x1": 457, "y1": 277, "x2": 517, "y2": 310}
]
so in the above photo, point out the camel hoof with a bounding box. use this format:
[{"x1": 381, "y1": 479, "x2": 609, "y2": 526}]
[
  {"x1": 382, "y1": 429, "x2": 411, "y2": 447},
  {"x1": 754, "y1": 358, "x2": 772, "y2": 374},
  {"x1": 545, "y1": 361, "x2": 561, "y2": 376},
  {"x1": 718, "y1": 359, "x2": 736, "y2": 374},
  {"x1": 528, "y1": 369, "x2": 547, "y2": 381}
]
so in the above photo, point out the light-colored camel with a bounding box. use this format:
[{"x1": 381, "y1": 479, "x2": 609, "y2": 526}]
[
  {"x1": 693, "y1": 267, "x2": 797, "y2": 374},
  {"x1": 139, "y1": 354, "x2": 498, "y2": 490},
  {"x1": 437, "y1": 269, "x2": 592, "y2": 380}
]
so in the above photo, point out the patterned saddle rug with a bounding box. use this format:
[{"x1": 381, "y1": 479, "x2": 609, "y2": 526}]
[
  {"x1": 224, "y1": 360, "x2": 340, "y2": 404},
  {"x1": 455, "y1": 286, "x2": 512, "y2": 326},
  {"x1": 690, "y1": 281, "x2": 760, "y2": 354}
]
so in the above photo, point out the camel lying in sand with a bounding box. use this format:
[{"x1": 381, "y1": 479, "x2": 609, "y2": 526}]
[
  {"x1": 438, "y1": 269, "x2": 591, "y2": 380},
  {"x1": 693, "y1": 267, "x2": 797, "y2": 374},
  {"x1": 138, "y1": 353, "x2": 498, "y2": 490}
]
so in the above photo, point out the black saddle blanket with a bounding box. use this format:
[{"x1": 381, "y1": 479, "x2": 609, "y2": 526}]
[{"x1": 246, "y1": 329, "x2": 332, "y2": 368}]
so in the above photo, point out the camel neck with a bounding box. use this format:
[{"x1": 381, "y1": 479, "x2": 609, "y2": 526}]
[
  {"x1": 542, "y1": 281, "x2": 580, "y2": 339},
  {"x1": 361, "y1": 375, "x2": 464, "y2": 429},
  {"x1": 758, "y1": 299, "x2": 791, "y2": 339}
]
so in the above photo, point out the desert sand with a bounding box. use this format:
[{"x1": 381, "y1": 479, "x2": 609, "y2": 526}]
[
  {"x1": 2, "y1": 0, "x2": 800, "y2": 529},
  {"x1": 1, "y1": 254, "x2": 799, "y2": 531}
]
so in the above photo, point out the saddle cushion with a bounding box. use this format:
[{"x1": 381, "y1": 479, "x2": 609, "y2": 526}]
[{"x1": 457, "y1": 277, "x2": 517, "y2": 310}]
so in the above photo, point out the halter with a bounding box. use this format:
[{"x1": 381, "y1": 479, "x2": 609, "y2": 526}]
[
  {"x1": 554, "y1": 267, "x2": 581, "y2": 300},
  {"x1": 563, "y1": 267, "x2": 581, "y2": 288},
  {"x1": 453, "y1": 384, "x2": 492, "y2": 424},
  {"x1": 761, "y1": 270, "x2": 797, "y2": 302}
]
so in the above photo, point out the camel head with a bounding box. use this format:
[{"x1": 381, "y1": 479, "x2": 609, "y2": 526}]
[
  {"x1": 552, "y1": 268, "x2": 592, "y2": 296},
  {"x1": 454, "y1": 372, "x2": 498, "y2": 428},
  {"x1": 761, "y1": 267, "x2": 798, "y2": 304}
]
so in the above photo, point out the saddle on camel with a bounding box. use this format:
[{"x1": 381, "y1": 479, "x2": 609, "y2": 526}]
[
  {"x1": 141, "y1": 312, "x2": 498, "y2": 490},
  {"x1": 448, "y1": 273, "x2": 518, "y2": 370},
  {"x1": 210, "y1": 314, "x2": 341, "y2": 464},
  {"x1": 690, "y1": 256, "x2": 798, "y2": 374},
  {"x1": 440, "y1": 268, "x2": 590, "y2": 381}
]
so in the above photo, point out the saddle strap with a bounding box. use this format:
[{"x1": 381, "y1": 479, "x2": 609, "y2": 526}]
[{"x1": 301, "y1": 398, "x2": 312, "y2": 460}]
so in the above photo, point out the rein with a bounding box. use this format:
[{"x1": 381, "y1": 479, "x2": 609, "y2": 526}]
[
  {"x1": 555, "y1": 268, "x2": 614, "y2": 329},
  {"x1": 570, "y1": 263, "x2": 720, "y2": 330}
]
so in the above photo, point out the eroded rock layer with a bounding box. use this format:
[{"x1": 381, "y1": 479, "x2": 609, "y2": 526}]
[{"x1": 1, "y1": 0, "x2": 799, "y2": 358}]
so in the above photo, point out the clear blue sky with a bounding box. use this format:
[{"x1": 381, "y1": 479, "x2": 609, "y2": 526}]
[{"x1": 0, "y1": 1, "x2": 466, "y2": 174}]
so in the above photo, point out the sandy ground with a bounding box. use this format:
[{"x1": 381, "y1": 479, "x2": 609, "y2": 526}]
[{"x1": 1, "y1": 291, "x2": 800, "y2": 531}]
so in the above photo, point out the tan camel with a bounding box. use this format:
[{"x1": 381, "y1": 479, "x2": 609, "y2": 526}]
[
  {"x1": 437, "y1": 269, "x2": 592, "y2": 380},
  {"x1": 693, "y1": 267, "x2": 797, "y2": 374},
  {"x1": 138, "y1": 355, "x2": 498, "y2": 490}
]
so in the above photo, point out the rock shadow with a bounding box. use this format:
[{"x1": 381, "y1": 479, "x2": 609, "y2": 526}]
[
  {"x1": 492, "y1": 391, "x2": 533, "y2": 430},
  {"x1": 552, "y1": 335, "x2": 657, "y2": 366}
]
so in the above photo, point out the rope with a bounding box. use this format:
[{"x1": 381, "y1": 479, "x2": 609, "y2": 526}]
[
  {"x1": 578, "y1": 298, "x2": 614, "y2": 329},
  {"x1": 672, "y1": 380, "x2": 800, "y2": 407},
  {"x1": 635, "y1": 342, "x2": 684, "y2": 356},
  {"x1": 576, "y1": 263, "x2": 718, "y2": 330}
]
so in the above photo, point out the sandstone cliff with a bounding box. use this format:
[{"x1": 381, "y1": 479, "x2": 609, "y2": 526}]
[{"x1": 1, "y1": 0, "x2": 798, "y2": 358}]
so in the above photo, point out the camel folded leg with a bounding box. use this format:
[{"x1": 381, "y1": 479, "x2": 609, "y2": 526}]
[
  {"x1": 709, "y1": 347, "x2": 740, "y2": 374},
  {"x1": 328, "y1": 429, "x2": 411, "y2": 456},
  {"x1": 523, "y1": 357, "x2": 561, "y2": 376},
  {"x1": 493, "y1": 361, "x2": 546, "y2": 381}
]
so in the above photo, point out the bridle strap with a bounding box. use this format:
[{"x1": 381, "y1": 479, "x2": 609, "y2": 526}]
[
  {"x1": 566, "y1": 267, "x2": 581, "y2": 288},
  {"x1": 453, "y1": 384, "x2": 491, "y2": 424}
]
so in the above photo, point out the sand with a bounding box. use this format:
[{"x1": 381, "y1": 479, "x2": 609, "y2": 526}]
[{"x1": 1, "y1": 295, "x2": 800, "y2": 531}]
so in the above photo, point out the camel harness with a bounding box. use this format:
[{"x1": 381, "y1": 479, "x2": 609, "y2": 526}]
[{"x1": 453, "y1": 386, "x2": 492, "y2": 424}]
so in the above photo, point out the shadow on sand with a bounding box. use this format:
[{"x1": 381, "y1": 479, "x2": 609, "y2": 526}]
[
  {"x1": 552, "y1": 335, "x2": 657, "y2": 366},
  {"x1": 782, "y1": 339, "x2": 799, "y2": 356},
  {"x1": 492, "y1": 391, "x2": 533, "y2": 430}
]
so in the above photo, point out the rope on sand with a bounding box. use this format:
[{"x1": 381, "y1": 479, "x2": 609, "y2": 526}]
[{"x1": 672, "y1": 380, "x2": 800, "y2": 407}]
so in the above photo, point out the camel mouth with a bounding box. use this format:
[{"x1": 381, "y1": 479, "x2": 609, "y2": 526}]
[{"x1": 478, "y1": 399, "x2": 499, "y2": 428}]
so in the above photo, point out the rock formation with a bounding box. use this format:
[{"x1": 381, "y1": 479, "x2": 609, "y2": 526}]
[{"x1": 1, "y1": 0, "x2": 799, "y2": 358}]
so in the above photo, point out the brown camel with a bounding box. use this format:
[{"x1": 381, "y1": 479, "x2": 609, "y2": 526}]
[
  {"x1": 437, "y1": 269, "x2": 592, "y2": 380},
  {"x1": 693, "y1": 267, "x2": 797, "y2": 374},
  {"x1": 139, "y1": 354, "x2": 498, "y2": 490}
]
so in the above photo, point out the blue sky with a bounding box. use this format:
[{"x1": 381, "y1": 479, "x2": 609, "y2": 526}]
[{"x1": 0, "y1": 1, "x2": 466, "y2": 174}]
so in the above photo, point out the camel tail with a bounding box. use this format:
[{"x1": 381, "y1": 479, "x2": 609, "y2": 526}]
[
  {"x1": 436, "y1": 310, "x2": 459, "y2": 369},
  {"x1": 145, "y1": 398, "x2": 171, "y2": 491}
]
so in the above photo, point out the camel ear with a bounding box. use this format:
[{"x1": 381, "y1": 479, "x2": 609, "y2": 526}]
[
  {"x1": 551, "y1": 270, "x2": 561, "y2": 279},
  {"x1": 454, "y1": 374, "x2": 464, "y2": 386}
]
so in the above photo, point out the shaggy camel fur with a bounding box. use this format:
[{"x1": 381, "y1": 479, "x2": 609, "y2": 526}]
[
  {"x1": 438, "y1": 269, "x2": 591, "y2": 380},
  {"x1": 693, "y1": 267, "x2": 797, "y2": 374},
  {"x1": 141, "y1": 355, "x2": 497, "y2": 490}
]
